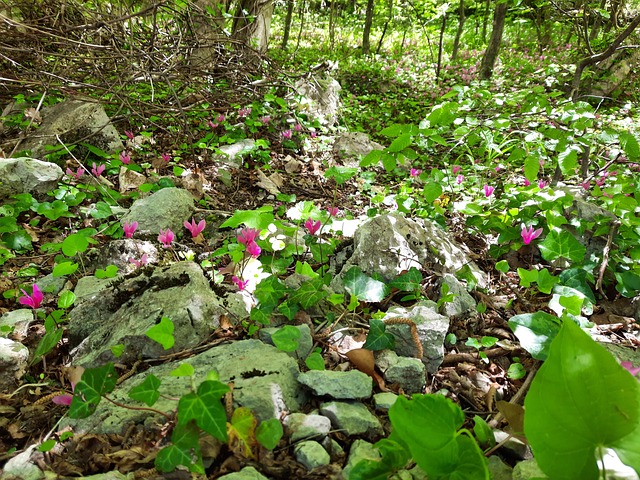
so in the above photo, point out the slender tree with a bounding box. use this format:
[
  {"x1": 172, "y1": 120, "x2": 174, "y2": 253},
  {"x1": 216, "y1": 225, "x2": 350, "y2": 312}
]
[
  {"x1": 362, "y1": 0, "x2": 375, "y2": 54},
  {"x1": 479, "y1": 0, "x2": 508, "y2": 79},
  {"x1": 452, "y1": 0, "x2": 466, "y2": 61},
  {"x1": 281, "y1": 0, "x2": 295, "y2": 49}
]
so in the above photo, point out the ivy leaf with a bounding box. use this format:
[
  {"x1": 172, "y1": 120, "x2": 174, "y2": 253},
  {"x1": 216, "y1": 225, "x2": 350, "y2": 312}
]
[
  {"x1": 256, "y1": 418, "x2": 283, "y2": 450},
  {"x1": 155, "y1": 422, "x2": 203, "y2": 473},
  {"x1": 69, "y1": 363, "x2": 117, "y2": 419},
  {"x1": 364, "y1": 319, "x2": 395, "y2": 351},
  {"x1": 228, "y1": 407, "x2": 257, "y2": 458},
  {"x1": 178, "y1": 380, "x2": 229, "y2": 442},
  {"x1": 253, "y1": 275, "x2": 287, "y2": 310},
  {"x1": 128, "y1": 374, "x2": 161, "y2": 407},
  {"x1": 288, "y1": 276, "x2": 328, "y2": 309},
  {"x1": 343, "y1": 266, "x2": 390, "y2": 302},
  {"x1": 508, "y1": 311, "x2": 562, "y2": 360},
  {"x1": 271, "y1": 325, "x2": 301, "y2": 352},
  {"x1": 538, "y1": 229, "x2": 586, "y2": 263},
  {"x1": 146, "y1": 316, "x2": 175, "y2": 350},
  {"x1": 525, "y1": 318, "x2": 640, "y2": 479}
]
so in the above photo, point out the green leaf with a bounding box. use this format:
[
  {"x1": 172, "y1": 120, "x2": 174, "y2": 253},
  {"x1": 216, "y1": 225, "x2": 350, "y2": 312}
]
[
  {"x1": 68, "y1": 363, "x2": 117, "y2": 419},
  {"x1": 305, "y1": 352, "x2": 325, "y2": 370},
  {"x1": 146, "y1": 316, "x2": 175, "y2": 350},
  {"x1": 277, "y1": 301, "x2": 299, "y2": 321},
  {"x1": 178, "y1": 380, "x2": 229, "y2": 442},
  {"x1": 38, "y1": 439, "x2": 57, "y2": 452},
  {"x1": 57, "y1": 290, "x2": 76, "y2": 309},
  {"x1": 360, "y1": 149, "x2": 382, "y2": 168},
  {"x1": 517, "y1": 268, "x2": 538, "y2": 288},
  {"x1": 324, "y1": 166, "x2": 358, "y2": 185},
  {"x1": 422, "y1": 181, "x2": 443, "y2": 203},
  {"x1": 111, "y1": 344, "x2": 125, "y2": 357},
  {"x1": 219, "y1": 205, "x2": 274, "y2": 229},
  {"x1": 170, "y1": 363, "x2": 195, "y2": 377},
  {"x1": 389, "y1": 267, "x2": 422, "y2": 292},
  {"x1": 128, "y1": 374, "x2": 161, "y2": 407},
  {"x1": 538, "y1": 229, "x2": 586, "y2": 263},
  {"x1": 3, "y1": 229, "x2": 33, "y2": 252},
  {"x1": 507, "y1": 362, "x2": 526, "y2": 380},
  {"x1": 61, "y1": 233, "x2": 90, "y2": 256},
  {"x1": 31, "y1": 327, "x2": 64, "y2": 365},
  {"x1": 90, "y1": 201, "x2": 113, "y2": 219},
  {"x1": 256, "y1": 418, "x2": 283, "y2": 450},
  {"x1": 229, "y1": 407, "x2": 257, "y2": 457},
  {"x1": 52, "y1": 261, "x2": 78, "y2": 277},
  {"x1": 95, "y1": 265, "x2": 118, "y2": 279},
  {"x1": 382, "y1": 153, "x2": 397, "y2": 172},
  {"x1": 288, "y1": 276, "x2": 329, "y2": 309},
  {"x1": 271, "y1": 325, "x2": 301, "y2": 352},
  {"x1": 388, "y1": 133, "x2": 412, "y2": 153},
  {"x1": 525, "y1": 318, "x2": 640, "y2": 479},
  {"x1": 537, "y1": 268, "x2": 559, "y2": 294},
  {"x1": 495, "y1": 260, "x2": 510, "y2": 273},
  {"x1": 508, "y1": 311, "x2": 562, "y2": 360},
  {"x1": 524, "y1": 155, "x2": 540, "y2": 181},
  {"x1": 155, "y1": 422, "x2": 203, "y2": 473},
  {"x1": 620, "y1": 132, "x2": 640, "y2": 160},
  {"x1": 363, "y1": 319, "x2": 395, "y2": 351},
  {"x1": 473, "y1": 415, "x2": 495, "y2": 448},
  {"x1": 558, "y1": 148, "x2": 578, "y2": 175},
  {"x1": 343, "y1": 266, "x2": 390, "y2": 302},
  {"x1": 252, "y1": 275, "x2": 286, "y2": 310}
]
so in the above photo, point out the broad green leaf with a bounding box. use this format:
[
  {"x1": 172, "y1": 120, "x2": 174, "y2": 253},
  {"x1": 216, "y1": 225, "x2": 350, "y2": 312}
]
[
  {"x1": 517, "y1": 268, "x2": 538, "y2": 288},
  {"x1": 277, "y1": 301, "x2": 299, "y2": 321},
  {"x1": 473, "y1": 416, "x2": 495, "y2": 448},
  {"x1": 90, "y1": 201, "x2": 113, "y2": 219},
  {"x1": 52, "y1": 261, "x2": 78, "y2": 277},
  {"x1": 525, "y1": 318, "x2": 640, "y2": 479},
  {"x1": 288, "y1": 276, "x2": 329, "y2": 309},
  {"x1": 382, "y1": 153, "x2": 397, "y2": 172},
  {"x1": 253, "y1": 275, "x2": 286, "y2": 310},
  {"x1": 324, "y1": 166, "x2": 358, "y2": 185},
  {"x1": 347, "y1": 459, "x2": 392, "y2": 480},
  {"x1": 256, "y1": 418, "x2": 283, "y2": 450},
  {"x1": 558, "y1": 148, "x2": 578, "y2": 175},
  {"x1": 380, "y1": 124, "x2": 404, "y2": 136},
  {"x1": 620, "y1": 132, "x2": 640, "y2": 160},
  {"x1": 524, "y1": 155, "x2": 540, "y2": 181},
  {"x1": 343, "y1": 266, "x2": 390, "y2": 302},
  {"x1": 536, "y1": 268, "x2": 559, "y2": 294},
  {"x1": 31, "y1": 327, "x2": 64, "y2": 365},
  {"x1": 508, "y1": 311, "x2": 562, "y2": 360},
  {"x1": 271, "y1": 325, "x2": 300, "y2": 352},
  {"x1": 228, "y1": 407, "x2": 257, "y2": 457},
  {"x1": 69, "y1": 363, "x2": 117, "y2": 419},
  {"x1": 155, "y1": 422, "x2": 203, "y2": 473},
  {"x1": 616, "y1": 271, "x2": 640, "y2": 297},
  {"x1": 38, "y1": 439, "x2": 57, "y2": 452},
  {"x1": 360, "y1": 149, "x2": 382, "y2": 168},
  {"x1": 61, "y1": 233, "x2": 90, "y2": 256},
  {"x1": 170, "y1": 363, "x2": 195, "y2": 377},
  {"x1": 495, "y1": 260, "x2": 510, "y2": 273},
  {"x1": 388, "y1": 133, "x2": 412, "y2": 153},
  {"x1": 146, "y1": 316, "x2": 175, "y2": 350},
  {"x1": 95, "y1": 265, "x2": 118, "y2": 279},
  {"x1": 423, "y1": 181, "x2": 443, "y2": 203},
  {"x1": 538, "y1": 229, "x2": 586, "y2": 263},
  {"x1": 128, "y1": 374, "x2": 161, "y2": 407},
  {"x1": 178, "y1": 380, "x2": 229, "y2": 442},
  {"x1": 219, "y1": 205, "x2": 274, "y2": 229},
  {"x1": 389, "y1": 267, "x2": 422, "y2": 292},
  {"x1": 3, "y1": 229, "x2": 33, "y2": 252},
  {"x1": 363, "y1": 319, "x2": 395, "y2": 351},
  {"x1": 305, "y1": 352, "x2": 325, "y2": 370},
  {"x1": 57, "y1": 290, "x2": 76, "y2": 309}
]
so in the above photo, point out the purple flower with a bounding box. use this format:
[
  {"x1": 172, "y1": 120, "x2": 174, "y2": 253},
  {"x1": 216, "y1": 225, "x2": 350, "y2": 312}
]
[
  {"x1": 260, "y1": 116, "x2": 271, "y2": 125},
  {"x1": 327, "y1": 207, "x2": 339, "y2": 217},
  {"x1": 161, "y1": 153, "x2": 171, "y2": 163},
  {"x1": 19, "y1": 284, "x2": 43, "y2": 309},
  {"x1": 232, "y1": 276, "x2": 249, "y2": 291},
  {"x1": 66, "y1": 167, "x2": 83, "y2": 179},
  {"x1": 123, "y1": 221, "x2": 138, "y2": 238},
  {"x1": 294, "y1": 123, "x2": 302, "y2": 132},
  {"x1": 129, "y1": 254, "x2": 148, "y2": 268},
  {"x1": 158, "y1": 229, "x2": 174, "y2": 248},
  {"x1": 120, "y1": 151, "x2": 131, "y2": 165},
  {"x1": 410, "y1": 168, "x2": 421, "y2": 177},
  {"x1": 124, "y1": 130, "x2": 134, "y2": 140},
  {"x1": 282, "y1": 129, "x2": 293, "y2": 139},
  {"x1": 245, "y1": 241, "x2": 261, "y2": 257},
  {"x1": 581, "y1": 180, "x2": 591, "y2": 190},
  {"x1": 238, "y1": 107, "x2": 252, "y2": 117},
  {"x1": 621, "y1": 361, "x2": 640, "y2": 377},
  {"x1": 184, "y1": 217, "x2": 206, "y2": 238},
  {"x1": 52, "y1": 383, "x2": 75, "y2": 406},
  {"x1": 538, "y1": 180, "x2": 547, "y2": 189},
  {"x1": 207, "y1": 120, "x2": 219, "y2": 129},
  {"x1": 217, "y1": 114, "x2": 225, "y2": 123},
  {"x1": 452, "y1": 165, "x2": 461, "y2": 175},
  {"x1": 524, "y1": 178, "x2": 531, "y2": 187},
  {"x1": 521, "y1": 224, "x2": 543, "y2": 245},
  {"x1": 238, "y1": 228, "x2": 260, "y2": 246},
  {"x1": 483, "y1": 185, "x2": 495, "y2": 197},
  {"x1": 91, "y1": 163, "x2": 105, "y2": 176},
  {"x1": 596, "y1": 176, "x2": 606, "y2": 187},
  {"x1": 305, "y1": 218, "x2": 321, "y2": 235},
  {"x1": 456, "y1": 174, "x2": 464, "y2": 184}
]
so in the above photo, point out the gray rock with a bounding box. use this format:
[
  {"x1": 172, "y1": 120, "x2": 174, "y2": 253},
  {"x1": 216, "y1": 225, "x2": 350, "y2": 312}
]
[
  {"x1": 383, "y1": 302, "x2": 450, "y2": 374},
  {"x1": 0, "y1": 309, "x2": 34, "y2": 339},
  {"x1": 0, "y1": 158, "x2": 63, "y2": 201},
  {"x1": 213, "y1": 139, "x2": 256, "y2": 168},
  {"x1": 294, "y1": 440, "x2": 331, "y2": 470},
  {"x1": 259, "y1": 324, "x2": 313, "y2": 359},
  {"x1": 73, "y1": 275, "x2": 118, "y2": 304},
  {"x1": 82, "y1": 239, "x2": 158, "y2": 274},
  {"x1": 373, "y1": 392, "x2": 398, "y2": 410},
  {"x1": 333, "y1": 132, "x2": 383, "y2": 163},
  {"x1": 18, "y1": 100, "x2": 123, "y2": 160},
  {"x1": 217, "y1": 466, "x2": 270, "y2": 480},
  {"x1": 121, "y1": 187, "x2": 194, "y2": 237},
  {"x1": 341, "y1": 439, "x2": 381, "y2": 480},
  {"x1": 63, "y1": 339, "x2": 305, "y2": 434},
  {"x1": 331, "y1": 213, "x2": 485, "y2": 291},
  {"x1": 292, "y1": 76, "x2": 341, "y2": 126},
  {"x1": 321, "y1": 437, "x2": 345, "y2": 460},
  {"x1": 494, "y1": 430, "x2": 532, "y2": 460},
  {"x1": 0, "y1": 337, "x2": 29, "y2": 392},
  {"x1": 68, "y1": 261, "x2": 223, "y2": 367},
  {"x1": 487, "y1": 456, "x2": 513, "y2": 480},
  {"x1": 79, "y1": 473, "x2": 134, "y2": 480},
  {"x1": 284, "y1": 413, "x2": 332, "y2": 442},
  {"x1": 298, "y1": 370, "x2": 373, "y2": 399},
  {"x1": 512, "y1": 458, "x2": 548, "y2": 480},
  {"x1": 319, "y1": 401, "x2": 383, "y2": 438},
  {"x1": 375, "y1": 350, "x2": 426, "y2": 394},
  {"x1": 36, "y1": 273, "x2": 67, "y2": 296},
  {"x1": 0, "y1": 445, "x2": 45, "y2": 480},
  {"x1": 440, "y1": 273, "x2": 477, "y2": 317}
]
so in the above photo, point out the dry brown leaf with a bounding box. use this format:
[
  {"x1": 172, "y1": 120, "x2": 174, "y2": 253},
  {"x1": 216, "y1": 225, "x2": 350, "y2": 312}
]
[
  {"x1": 256, "y1": 170, "x2": 282, "y2": 195},
  {"x1": 345, "y1": 348, "x2": 375, "y2": 377},
  {"x1": 496, "y1": 400, "x2": 527, "y2": 441}
]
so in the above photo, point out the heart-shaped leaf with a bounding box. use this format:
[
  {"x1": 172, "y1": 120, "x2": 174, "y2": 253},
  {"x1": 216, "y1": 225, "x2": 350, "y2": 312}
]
[
  {"x1": 343, "y1": 266, "x2": 390, "y2": 302},
  {"x1": 363, "y1": 319, "x2": 395, "y2": 351}
]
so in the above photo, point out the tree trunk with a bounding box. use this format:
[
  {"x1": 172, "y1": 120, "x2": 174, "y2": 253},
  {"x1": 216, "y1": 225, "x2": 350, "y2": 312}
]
[
  {"x1": 571, "y1": 14, "x2": 640, "y2": 100},
  {"x1": 189, "y1": 0, "x2": 230, "y2": 68},
  {"x1": 479, "y1": 1, "x2": 507, "y2": 80},
  {"x1": 436, "y1": 14, "x2": 446, "y2": 80},
  {"x1": 362, "y1": 0, "x2": 375, "y2": 54},
  {"x1": 451, "y1": 0, "x2": 466, "y2": 61},
  {"x1": 375, "y1": 0, "x2": 394, "y2": 54},
  {"x1": 481, "y1": 0, "x2": 491, "y2": 42},
  {"x1": 232, "y1": 0, "x2": 274, "y2": 53},
  {"x1": 281, "y1": 0, "x2": 295, "y2": 49}
]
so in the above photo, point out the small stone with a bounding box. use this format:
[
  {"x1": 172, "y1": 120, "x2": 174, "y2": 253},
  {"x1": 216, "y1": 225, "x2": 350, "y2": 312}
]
[
  {"x1": 217, "y1": 466, "x2": 270, "y2": 480},
  {"x1": 298, "y1": 370, "x2": 372, "y2": 399},
  {"x1": 375, "y1": 350, "x2": 426, "y2": 394},
  {"x1": 319, "y1": 401, "x2": 383, "y2": 438},
  {"x1": 1, "y1": 445, "x2": 45, "y2": 480},
  {"x1": 0, "y1": 337, "x2": 30, "y2": 392},
  {"x1": 321, "y1": 437, "x2": 344, "y2": 460},
  {"x1": 487, "y1": 456, "x2": 513, "y2": 480},
  {"x1": 440, "y1": 273, "x2": 477, "y2": 317},
  {"x1": 294, "y1": 440, "x2": 331, "y2": 470},
  {"x1": 1, "y1": 309, "x2": 34, "y2": 339},
  {"x1": 284, "y1": 413, "x2": 331, "y2": 442},
  {"x1": 341, "y1": 439, "x2": 380, "y2": 479},
  {"x1": 512, "y1": 458, "x2": 548, "y2": 480},
  {"x1": 494, "y1": 430, "x2": 532, "y2": 460},
  {"x1": 373, "y1": 392, "x2": 399, "y2": 411}
]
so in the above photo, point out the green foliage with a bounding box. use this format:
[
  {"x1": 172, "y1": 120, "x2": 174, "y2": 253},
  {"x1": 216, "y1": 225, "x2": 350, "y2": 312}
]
[
  {"x1": 177, "y1": 380, "x2": 229, "y2": 442},
  {"x1": 256, "y1": 418, "x2": 284, "y2": 450},
  {"x1": 69, "y1": 363, "x2": 118, "y2": 418},
  {"x1": 343, "y1": 266, "x2": 390, "y2": 302},
  {"x1": 146, "y1": 316, "x2": 175, "y2": 350},
  {"x1": 363, "y1": 319, "x2": 395, "y2": 351}
]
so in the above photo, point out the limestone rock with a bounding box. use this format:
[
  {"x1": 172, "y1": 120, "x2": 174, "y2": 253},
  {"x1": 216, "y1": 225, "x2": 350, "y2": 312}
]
[
  {"x1": 292, "y1": 76, "x2": 341, "y2": 126},
  {"x1": 487, "y1": 456, "x2": 514, "y2": 480},
  {"x1": 0, "y1": 309, "x2": 34, "y2": 339},
  {"x1": 120, "y1": 187, "x2": 194, "y2": 237},
  {"x1": 217, "y1": 466, "x2": 270, "y2": 480},
  {"x1": 284, "y1": 413, "x2": 332, "y2": 442},
  {"x1": 0, "y1": 337, "x2": 29, "y2": 392},
  {"x1": 375, "y1": 350, "x2": 426, "y2": 394},
  {"x1": 319, "y1": 401, "x2": 383, "y2": 438},
  {"x1": 294, "y1": 440, "x2": 331, "y2": 470},
  {"x1": 333, "y1": 132, "x2": 383, "y2": 162},
  {"x1": 298, "y1": 370, "x2": 372, "y2": 399},
  {"x1": 0, "y1": 445, "x2": 45, "y2": 480},
  {"x1": 373, "y1": 392, "x2": 398, "y2": 411},
  {"x1": 0, "y1": 158, "x2": 63, "y2": 201},
  {"x1": 440, "y1": 273, "x2": 477, "y2": 318},
  {"x1": 213, "y1": 139, "x2": 256, "y2": 168},
  {"x1": 341, "y1": 439, "x2": 381, "y2": 480}
]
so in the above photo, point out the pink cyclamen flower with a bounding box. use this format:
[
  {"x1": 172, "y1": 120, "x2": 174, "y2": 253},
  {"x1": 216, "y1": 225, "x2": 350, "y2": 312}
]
[
  {"x1": 327, "y1": 207, "x2": 339, "y2": 217},
  {"x1": 524, "y1": 178, "x2": 531, "y2": 187},
  {"x1": 66, "y1": 167, "x2": 83, "y2": 179},
  {"x1": 161, "y1": 153, "x2": 171, "y2": 162},
  {"x1": 217, "y1": 114, "x2": 225, "y2": 123},
  {"x1": 581, "y1": 180, "x2": 591, "y2": 190},
  {"x1": 207, "y1": 120, "x2": 219, "y2": 129},
  {"x1": 124, "y1": 130, "x2": 134, "y2": 140},
  {"x1": 538, "y1": 180, "x2": 547, "y2": 189},
  {"x1": 129, "y1": 254, "x2": 148, "y2": 268},
  {"x1": 282, "y1": 130, "x2": 293, "y2": 139},
  {"x1": 245, "y1": 241, "x2": 261, "y2": 257},
  {"x1": 410, "y1": 168, "x2": 421, "y2": 177},
  {"x1": 184, "y1": 218, "x2": 206, "y2": 238},
  {"x1": 52, "y1": 383, "x2": 75, "y2": 406},
  {"x1": 294, "y1": 123, "x2": 302, "y2": 132},
  {"x1": 120, "y1": 151, "x2": 131, "y2": 164},
  {"x1": 238, "y1": 228, "x2": 260, "y2": 246},
  {"x1": 495, "y1": 166, "x2": 501, "y2": 172},
  {"x1": 238, "y1": 107, "x2": 251, "y2": 117},
  {"x1": 305, "y1": 219, "x2": 321, "y2": 235},
  {"x1": 452, "y1": 165, "x2": 461, "y2": 175},
  {"x1": 596, "y1": 176, "x2": 606, "y2": 187},
  {"x1": 232, "y1": 276, "x2": 249, "y2": 291},
  {"x1": 19, "y1": 284, "x2": 43, "y2": 309},
  {"x1": 621, "y1": 361, "x2": 640, "y2": 377},
  {"x1": 91, "y1": 163, "x2": 105, "y2": 176},
  {"x1": 310, "y1": 131, "x2": 317, "y2": 138},
  {"x1": 521, "y1": 225, "x2": 543, "y2": 245},
  {"x1": 123, "y1": 221, "x2": 138, "y2": 238},
  {"x1": 456, "y1": 175, "x2": 464, "y2": 184},
  {"x1": 158, "y1": 229, "x2": 174, "y2": 248},
  {"x1": 260, "y1": 116, "x2": 271, "y2": 125},
  {"x1": 483, "y1": 185, "x2": 495, "y2": 197}
]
